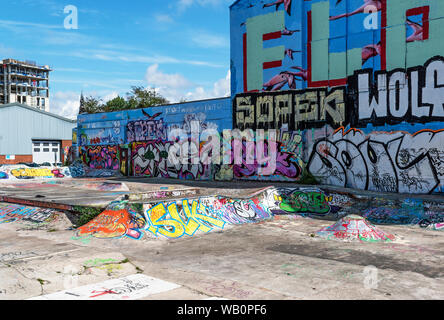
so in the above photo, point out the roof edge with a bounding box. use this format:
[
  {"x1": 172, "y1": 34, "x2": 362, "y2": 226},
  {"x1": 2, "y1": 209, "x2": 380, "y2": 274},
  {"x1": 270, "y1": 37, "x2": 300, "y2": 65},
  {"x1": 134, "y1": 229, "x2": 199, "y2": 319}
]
[
  {"x1": 77, "y1": 96, "x2": 231, "y2": 117},
  {"x1": 0, "y1": 103, "x2": 76, "y2": 123},
  {"x1": 229, "y1": 0, "x2": 242, "y2": 9}
]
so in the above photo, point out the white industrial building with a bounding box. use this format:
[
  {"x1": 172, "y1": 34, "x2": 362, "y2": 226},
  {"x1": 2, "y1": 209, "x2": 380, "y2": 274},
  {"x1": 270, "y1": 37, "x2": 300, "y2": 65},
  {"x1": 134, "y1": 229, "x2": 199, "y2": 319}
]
[{"x1": 0, "y1": 103, "x2": 75, "y2": 165}]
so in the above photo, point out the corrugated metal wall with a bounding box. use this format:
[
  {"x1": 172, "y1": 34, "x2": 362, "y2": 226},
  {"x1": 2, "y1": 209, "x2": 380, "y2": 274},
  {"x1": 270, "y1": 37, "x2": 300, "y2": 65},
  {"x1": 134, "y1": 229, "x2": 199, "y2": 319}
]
[{"x1": 0, "y1": 105, "x2": 76, "y2": 155}]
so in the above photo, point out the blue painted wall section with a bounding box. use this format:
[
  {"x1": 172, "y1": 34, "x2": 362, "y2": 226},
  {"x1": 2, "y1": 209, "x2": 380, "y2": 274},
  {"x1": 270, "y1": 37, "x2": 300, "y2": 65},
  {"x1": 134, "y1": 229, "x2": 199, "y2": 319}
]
[{"x1": 76, "y1": 98, "x2": 232, "y2": 180}]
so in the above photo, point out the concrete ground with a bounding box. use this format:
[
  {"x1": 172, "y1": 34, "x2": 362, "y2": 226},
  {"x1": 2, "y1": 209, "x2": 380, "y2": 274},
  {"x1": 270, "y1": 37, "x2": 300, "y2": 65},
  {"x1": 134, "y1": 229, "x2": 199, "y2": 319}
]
[{"x1": 0, "y1": 205, "x2": 443, "y2": 300}]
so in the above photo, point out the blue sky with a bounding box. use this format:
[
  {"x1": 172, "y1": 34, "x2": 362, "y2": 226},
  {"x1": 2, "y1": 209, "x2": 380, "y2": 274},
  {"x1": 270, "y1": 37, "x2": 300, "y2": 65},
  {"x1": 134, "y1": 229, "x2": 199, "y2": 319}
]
[{"x1": 0, "y1": 0, "x2": 232, "y2": 118}]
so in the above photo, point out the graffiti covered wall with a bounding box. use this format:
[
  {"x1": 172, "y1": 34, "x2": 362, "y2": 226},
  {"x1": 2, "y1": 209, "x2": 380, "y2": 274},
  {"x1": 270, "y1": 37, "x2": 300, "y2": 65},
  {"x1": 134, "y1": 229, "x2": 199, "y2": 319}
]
[
  {"x1": 72, "y1": 1, "x2": 444, "y2": 194},
  {"x1": 80, "y1": 145, "x2": 121, "y2": 171},
  {"x1": 230, "y1": 0, "x2": 444, "y2": 193},
  {"x1": 77, "y1": 98, "x2": 232, "y2": 180}
]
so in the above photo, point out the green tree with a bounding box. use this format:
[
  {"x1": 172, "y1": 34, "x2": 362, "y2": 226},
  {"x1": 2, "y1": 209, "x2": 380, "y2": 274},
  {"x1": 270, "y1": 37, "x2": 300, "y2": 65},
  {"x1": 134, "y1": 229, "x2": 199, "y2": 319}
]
[
  {"x1": 82, "y1": 96, "x2": 103, "y2": 114},
  {"x1": 126, "y1": 86, "x2": 169, "y2": 109},
  {"x1": 103, "y1": 96, "x2": 128, "y2": 112},
  {"x1": 78, "y1": 86, "x2": 170, "y2": 114}
]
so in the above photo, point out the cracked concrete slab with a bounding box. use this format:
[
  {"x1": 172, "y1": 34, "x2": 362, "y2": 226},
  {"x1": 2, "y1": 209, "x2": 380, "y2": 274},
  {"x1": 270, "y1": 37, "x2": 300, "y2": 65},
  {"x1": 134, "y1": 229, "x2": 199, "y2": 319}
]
[{"x1": 0, "y1": 207, "x2": 443, "y2": 300}]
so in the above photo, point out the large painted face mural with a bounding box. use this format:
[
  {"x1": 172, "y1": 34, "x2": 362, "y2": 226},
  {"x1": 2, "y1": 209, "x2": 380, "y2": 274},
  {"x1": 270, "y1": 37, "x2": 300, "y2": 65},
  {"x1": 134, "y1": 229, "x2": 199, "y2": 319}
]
[{"x1": 230, "y1": 0, "x2": 444, "y2": 194}]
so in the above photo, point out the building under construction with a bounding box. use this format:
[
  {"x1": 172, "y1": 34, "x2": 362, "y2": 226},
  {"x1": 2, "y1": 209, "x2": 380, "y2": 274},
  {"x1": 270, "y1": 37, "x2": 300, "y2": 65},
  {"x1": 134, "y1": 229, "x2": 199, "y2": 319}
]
[{"x1": 0, "y1": 58, "x2": 51, "y2": 112}]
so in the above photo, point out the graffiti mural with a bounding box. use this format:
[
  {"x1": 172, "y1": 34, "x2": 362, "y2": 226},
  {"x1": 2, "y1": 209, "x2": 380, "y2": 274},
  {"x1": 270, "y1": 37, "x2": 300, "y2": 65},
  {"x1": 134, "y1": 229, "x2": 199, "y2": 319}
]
[
  {"x1": 0, "y1": 203, "x2": 58, "y2": 225},
  {"x1": 308, "y1": 127, "x2": 443, "y2": 194},
  {"x1": 77, "y1": 115, "x2": 126, "y2": 147},
  {"x1": 127, "y1": 114, "x2": 167, "y2": 143},
  {"x1": 76, "y1": 209, "x2": 145, "y2": 240},
  {"x1": 131, "y1": 140, "x2": 211, "y2": 180},
  {"x1": 143, "y1": 197, "x2": 271, "y2": 239},
  {"x1": 229, "y1": 139, "x2": 303, "y2": 181},
  {"x1": 66, "y1": 0, "x2": 444, "y2": 195},
  {"x1": 67, "y1": 188, "x2": 443, "y2": 243},
  {"x1": 234, "y1": 87, "x2": 346, "y2": 131},
  {"x1": 80, "y1": 145, "x2": 120, "y2": 171},
  {"x1": 363, "y1": 199, "x2": 444, "y2": 227},
  {"x1": 229, "y1": 0, "x2": 444, "y2": 193},
  {"x1": 265, "y1": 187, "x2": 353, "y2": 217},
  {"x1": 316, "y1": 215, "x2": 396, "y2": 242},
  {"x1": 0, "y1": 165, "x2": 72, "y2": 180}
]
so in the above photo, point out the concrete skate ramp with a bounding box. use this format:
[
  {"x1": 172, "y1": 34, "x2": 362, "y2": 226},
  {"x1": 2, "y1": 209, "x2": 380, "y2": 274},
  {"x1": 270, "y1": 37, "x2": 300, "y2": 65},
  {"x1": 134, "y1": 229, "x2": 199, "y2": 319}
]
[
  {"x1": 72, "y1": 195, "x2": 272, "y2": 241},
  {"x1": 0, "y1": 182, "x2": 130, "y2": 210},
  {"x1": 0, "y1": 202, "x2": 73, "y2": 231},
  {"x1": 1, "y1": 178, "x2": 443, "y2": 242},
  {"x1": 0, "y1": 162, "x2": 123, "y2": 181}
]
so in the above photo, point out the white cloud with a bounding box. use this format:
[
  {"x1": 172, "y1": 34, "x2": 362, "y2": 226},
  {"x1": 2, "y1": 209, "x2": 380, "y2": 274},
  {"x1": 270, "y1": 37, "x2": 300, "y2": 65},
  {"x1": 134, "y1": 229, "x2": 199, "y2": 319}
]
[
  {"x1": 155, "y1": 14, "x2": 174, "y2": 24},
  {"x1": 45, "y1": 49, "x2": 224, "y2": 68},
  {"x1": 50, "y1": 90, "x2": 120, "y2": 119},
  {"x1": 50, "y1": 91, "x2": 80, "y2": 120},
  {"x1": 50, "y1": 67, "x2": 230, "y2": 119},
  {"x1": 185, "y1": 70, "x2": 230, "y2": 100},
  {"x1": 176, "y1": 0, "x2": 231, "y2": 12},
  {"x1": 0, "y1": 44, "x2": 15, "y2": 57},
  {"x1": 0, "y1": 19, "x2": 61, "y2": 30},
  {"x1": 144, "y1": 64, "x2": 230, "y2": 102},
  {"x1": 191, "y1": 32, "x2": 229, "y2": 48},
  {"x1": 146, "y1": 64, "x2": 193, "y2": 89}
]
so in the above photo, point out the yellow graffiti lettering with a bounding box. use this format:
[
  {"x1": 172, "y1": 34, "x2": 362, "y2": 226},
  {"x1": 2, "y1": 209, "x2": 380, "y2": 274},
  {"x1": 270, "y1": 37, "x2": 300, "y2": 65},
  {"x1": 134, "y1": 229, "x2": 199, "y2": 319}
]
[
  {"x1": 11, "y1": 168, "x2": 54, "y2": 178},
  {"x1": 146, "y1": 203, "x2": 185, "y2": 238},
  {"x1": 144, "y1": 200, "x2": 225, "y2": 238}
]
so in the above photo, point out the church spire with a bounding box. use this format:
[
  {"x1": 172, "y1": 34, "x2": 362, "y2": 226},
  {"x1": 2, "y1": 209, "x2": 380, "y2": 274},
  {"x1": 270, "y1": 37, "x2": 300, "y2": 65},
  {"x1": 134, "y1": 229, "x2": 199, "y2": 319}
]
[{"x1": 78, "y1": 91, "x2": 85, "y2": 114}]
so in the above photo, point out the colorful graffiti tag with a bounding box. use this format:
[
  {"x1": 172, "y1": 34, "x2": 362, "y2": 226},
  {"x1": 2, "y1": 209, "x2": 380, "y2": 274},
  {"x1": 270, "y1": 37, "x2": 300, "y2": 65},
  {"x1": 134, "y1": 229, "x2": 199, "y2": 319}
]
[
  {"x1": 80, "y1": 145, "x2": 120, "y2": 171},
  {"x1": 265, "y1": 187, "x2": 353, "y2": 217},
  {"x1": 144, "y1": 197, "x2": 271, "y2": 239},
  {"x1": 127, "y1": 116, "x2": 167, "y2": 143},
  {"x1": 363, "y1": 199, "x2": 444, "y2": 227},
  {"x1": 76, "y1": 209, "x2": 145, "y2": 240},
  {"x1": 71, "y1": 187, "x2": 442, "y2": 242},
  {"x1": 316, "y1": 215, "x2": 396, "y2": 242},
  {"x1": 0, "y1": 204, "x2": 58, "y2": 225},
  {"x1": 308, "y1": 127, "x2": 443, "y2": 194},
  {"x1": 0, "y1": 165, "x2": 72, "y2": 180},
  {"x1": 132, "y1": 140, "x2": 211, "y2": 180},
  {"x1": 228, "y1": 0, "x2": 444, "y2": 193}
]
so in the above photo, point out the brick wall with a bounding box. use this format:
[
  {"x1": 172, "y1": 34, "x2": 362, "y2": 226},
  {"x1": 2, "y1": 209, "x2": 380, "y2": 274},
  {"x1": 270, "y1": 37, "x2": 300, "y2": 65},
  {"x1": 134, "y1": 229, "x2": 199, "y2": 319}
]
[
  {"x1": 0, "y1": 155, "x2": 33, "y2": 165},
  {"x1": 61, "y1": 140, "x2": 72, "y2": 163}
]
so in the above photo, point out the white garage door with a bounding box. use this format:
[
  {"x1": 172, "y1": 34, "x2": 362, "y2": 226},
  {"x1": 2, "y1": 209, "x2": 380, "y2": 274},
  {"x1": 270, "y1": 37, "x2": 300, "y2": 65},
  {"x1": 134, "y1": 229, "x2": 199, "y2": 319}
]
[{"x1": 32, "y1": 141, "x2": 60, "y2": 164}]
